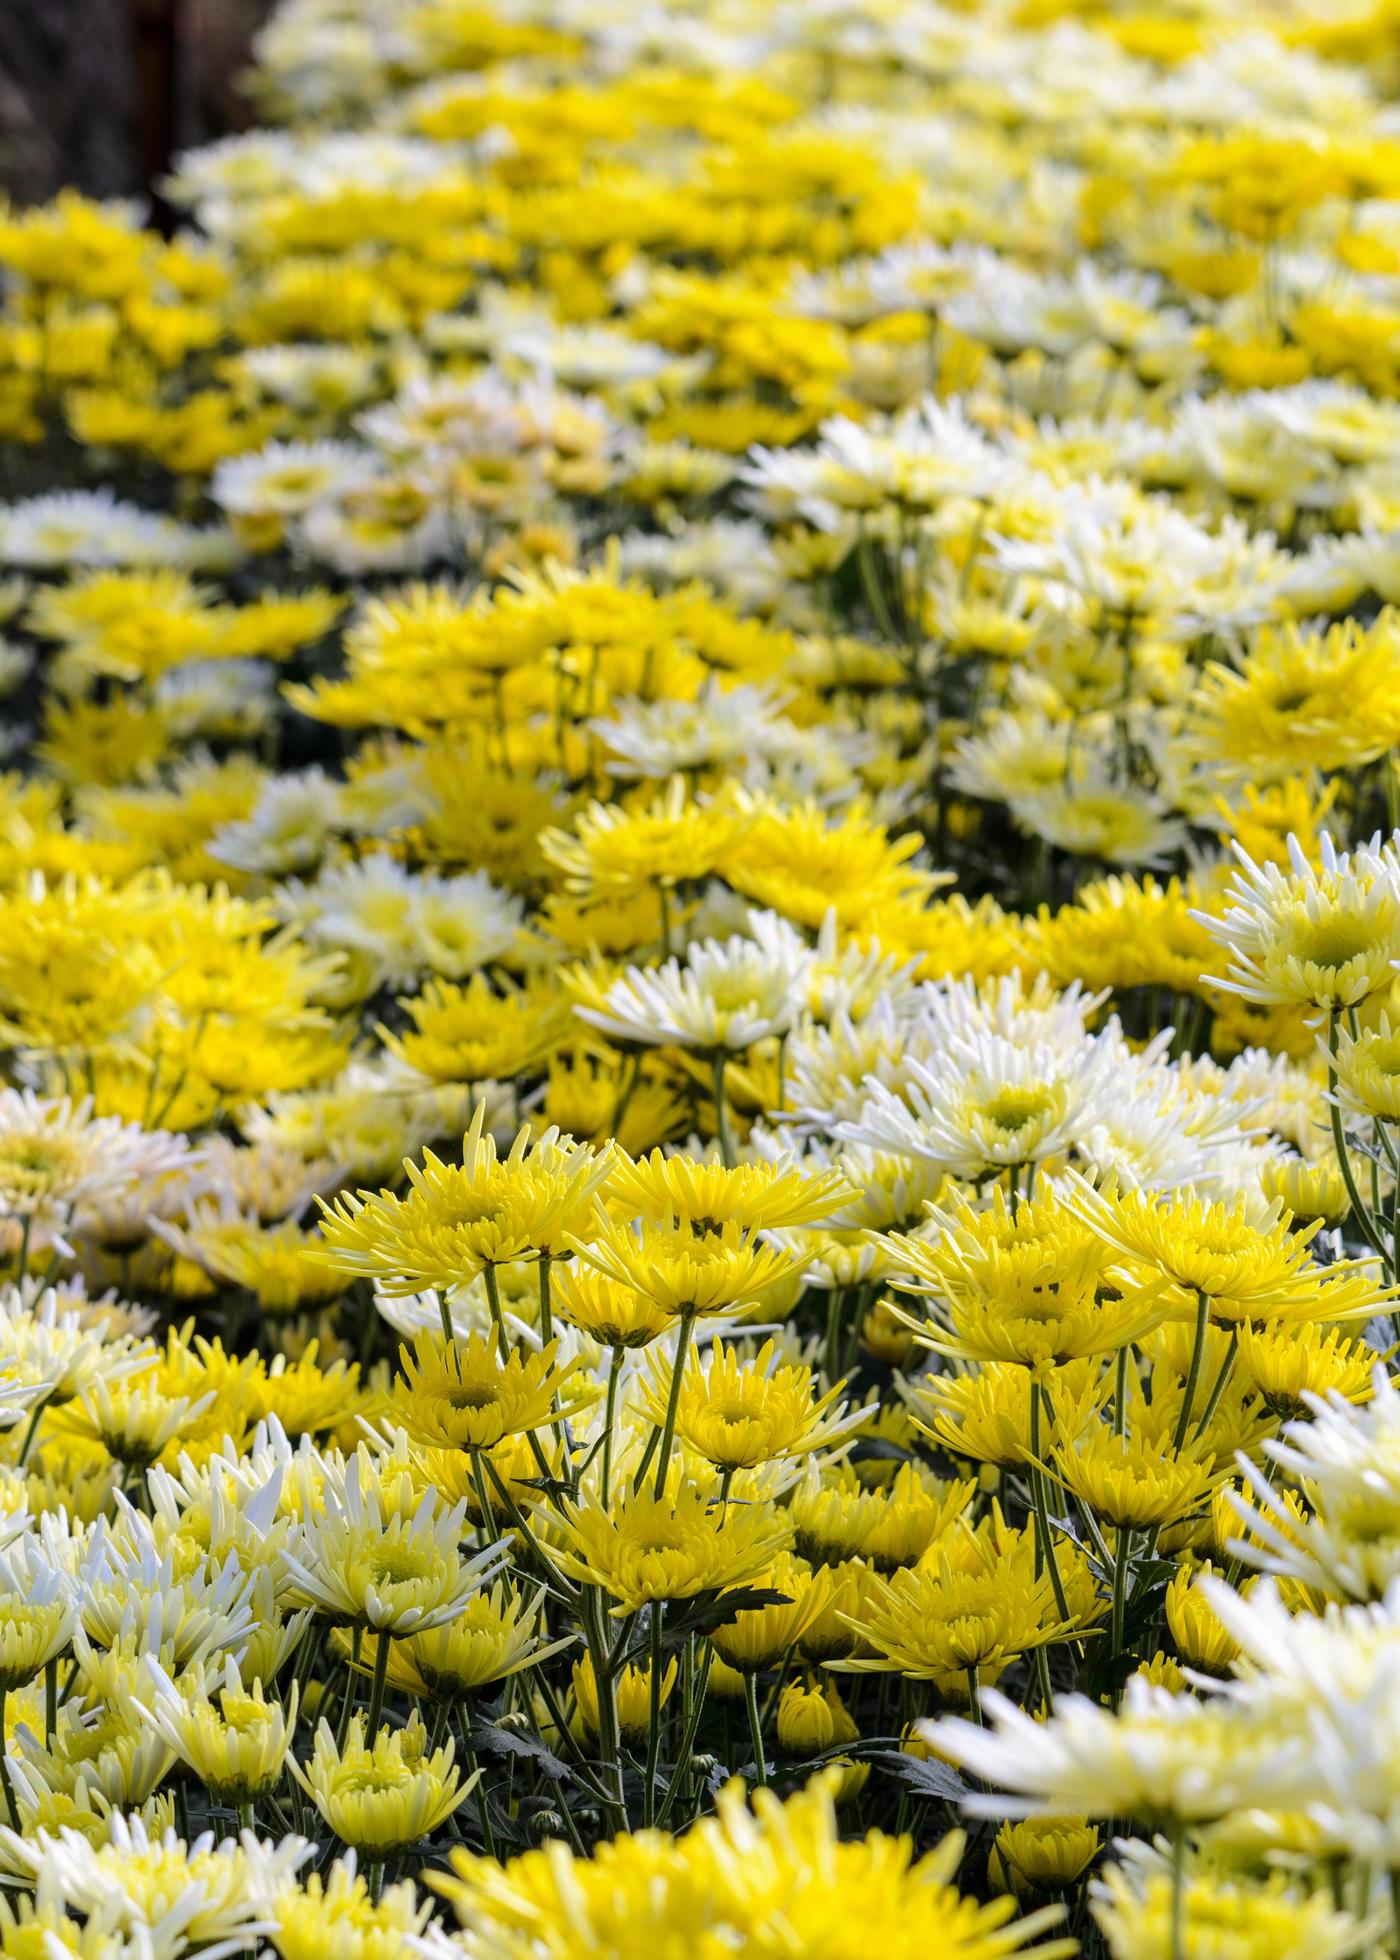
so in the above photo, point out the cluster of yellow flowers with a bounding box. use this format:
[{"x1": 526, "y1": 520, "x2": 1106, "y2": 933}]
[{"x1": 9, "y1": 0, "x2": 1400, "y2": 1954}]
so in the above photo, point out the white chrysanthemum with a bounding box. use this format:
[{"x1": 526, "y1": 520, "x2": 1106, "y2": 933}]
[
  {"x1": 591, "y1": 681, "x2": 797, "y2": 781},
  {"x1": 271, "y1": 852, "x2": 527, "y2": 987},
  {"x1": 297, "y1": 498, "x2": 458, "y2": 576},
  {"x1": 277, "y1": 1446, "x2": 508, "y2": 1635},
  {"x1": 924, "y1": 1677, "x2": 1309, "y2": 1827},
  {"x1": 164, "y1": 128, "x2": 302, "y2": 209},
  {"x1": 838, "y1": 1022, "x2": 1121, "y2": 1178},
  {"x1": 211, "y1": 440, "x2": 378, "y2": 519},
  {"x1": 783, "y1": 994, "x2": 926, "y2": 1133},
  {"x1": 356, "y1": 371, "x2": 525, "y2": 459},
  {"x1": 991, "y1": 487, "x2": 1228, "y2": 630},
  {"x1": 237, "y1": 342, "x2": 380, "y2": 415},
  {"x1": 505, "y1": 324, "x2": 679, "y2": 388},
  {"x1": 0, "y1": 1094, "x2": 189, "y2": 1253},
  {"x1": 1008, "y1": 774, "x2": 1189, "y2": 870},
  {"x1": 77, "y1": 1515, "x2": 255, "y2": 1668},
  {"x1": 577, "y1": 927, "x2": 813, "y2": 1052},
  {"x1": 1197, "y1": 830, "x2": 1400, "y2": 1013},
  {"x1": 0, "y1": 1284, "x2": 148, "y2": 1403},
  {"x1": 1203, "y1": 1576, "x2": 1400, "y2": 1865},
  {"x1": 153, "y1": 659, "x2": 276, "y2": 743},
  {"x1": 1229, "y1": 1369, "x2": 1400, "y2": 1603},
  {"x1": 1, "y1": 1811, "x2": 311, "y2": 1953},
  {"x1": 0, "y1": 492, "x2": 227, "y2": 571},
  {"x1": 210, "y1": 767, "x2": 343, "y2": 875},
  {"x1": 742, "y1": 397, "x2": 1005, "y2": 530}
]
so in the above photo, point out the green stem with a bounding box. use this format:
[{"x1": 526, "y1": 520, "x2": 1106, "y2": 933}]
[
  {"x1": 525, "y1": 1666, "x2": 613, "y2": 1804},
  {"x1": 1328, "y1": 1011, "x2": 1389, "y2": 1261},
  {"x1": 1112, "y1": 1344, "x2": 1129, "y2": 1438},
  {"x1": 470, "y1": 1450, "x2": 498, "y2": 1540},
  {"x1": 336, "y1": 1627, "x2": 362, "y2": 1750},
  {"x1": 1172, "y1": 1291, "x2": 1211, "y2": 1452},
  {"x1": 1110, "y1": 1526, "x2": 1134, "y2": 1698},
  {"x1": 482, "y1": 1264, "x2": 510, "y2": 1361},
  {"x1": 1027, "y1": 1377, "x2": 1072, "y2": 1623},
  {"x1": 466, "y1": 1749, "x2": 496, "y2": 1859},
  {"x1": 15, "y1": 1390, "x2": 52, "y2": 1468},
  {"x1": 710, "y1": 1051, "x2": 735, "y2": 1168},
  {"x1": 601, "y1": 1346, "x2": 623, "y2": 1507},
  {"x1": 366, "y1": 1629, "x2": 391, "y2": 1739},
  {"x1": 580, "y1": 1589, "x2": 628, "y2": 1832},
  {"x1": 0, "y1": 1688, "x2": 18, "y2": 1830},
  {"x1": 537, "y1": 1254, "x2": 553, "y2": 1345},
  {"x1": 743, "y1": 1670, "x2": 767, "y2": 1787},
  {"x1": 657, "y1": 1640, "x2": 714, "y2": 1829},
  {"x1": 652, "y1": 1313, "x2": 695, "y2": 1500},
  {"x1": 643, "y1": 1608, "x2": 664, "y2": 1827},
  {"x1": 857, "y1": 531, "x2": 901, "y2": 644},
  {"x1": 1034, "y1": 1643, "x2": 1054, "y2": 1716},
  {"x1": 1193, "y1": 1328, "x2": 1237, "y2": 1441}
]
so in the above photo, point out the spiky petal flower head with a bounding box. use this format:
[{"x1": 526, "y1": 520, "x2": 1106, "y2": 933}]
[
  {"x1": 1196, "y1": 829, "x2": 1400, "y2": 1014},
  {"x1": 291, "y1": 1711, "x2": 474, "y2": 1856},
  {"x1": 547, "y1": 1476, "x2": 791, "y2": 1614},
  {"x1": 925, "y1": 1677, "x2": 1308, "y2": 1829},
  {"x1": 432, "y1": 1770, "x2": 1076, "y2": 1960},
  {"x1": 277, "y1": 1443, "x2": 508, "y2": 1633},
  {"x1": 314, "y1": 1100, "x2": 613, "y2": 1295}
]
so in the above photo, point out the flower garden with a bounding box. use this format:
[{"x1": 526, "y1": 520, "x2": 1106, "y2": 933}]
[{"x1": 2, "y1": 0, "x2": 1400, "y2": 1954}]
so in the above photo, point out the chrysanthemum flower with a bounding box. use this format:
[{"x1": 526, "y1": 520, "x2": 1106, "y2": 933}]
[
  {"x1": 927, "y1": 1678, "x2": 1307, "y2": 1828},
  {"x1": 540, "y1": 775, "x2": 752, "y2": 905},
  {"x1": 292, "y1": 1711, "x2": 474, "y2": 1855},
  {"x1": 0, "y1": 1540, "x2": 74, "y2": 1691},
  {"x1": 405, "y1": 1581, "x2": 570, "y2": 1699},
  {"x1": 709, "y1": 1552, "x2": 836, "y2": 1672},
  {"x1": 1196, "y1": 831, "x2": 1400, "y2": 1014},
  {"x1": 887, "y1": 1189, "x2": 1169, "y2": 1369},
  {"x1": 1052, "y1": 1424, "x2": 1218, "y2": 1531},
  {"x1": 836, "y1": 1556, "x2": 1073, "y2": 1683},
  {"x1": 278, "y1": 1445, "x2": 506, "y2": 1633},
  {"x1": 992, "y1": 1816, "x2": 1100, "y2": 1898},
  {"x1": 551, "y1": 1263, "x2": 672, "y2": 1348},
  {"x1": 72, "y1": 1371, "x2": 215, "y2": 1473},
  {"x1": 2, "y1": 1812, "x2": 310, "y2": 1951},
  {"x1": 0, "y1": 1093, "x2": 186, "y2": 1255},
  {"x1": 393, "y1": 1330, "x2": 592, "y2": 1451},
  {"x1": 605, "y1": 1148, "x2": 848, "y2": 1233},
  {"x1": 547, "y1": 1477, "x2": 790, "y2": 1613},
  {"x1": 1091, "y1": 1856, "x2": 1369, "y2": 1960},
  {"x1": 571, "y1": 1218, "x2": 811, "y2": 1321},
  {"x1": 141, "y1": 1654, "x2": 297, "y2": 1806},
  {"x1": 634, "y1": 1336, "x2": 860, "y2": 1471},
  {"x1": 315, "y1": 1101, "x2": 613, "y2": 1296},
  {"x1": 1063, "y1": 1175, "x2": 1369, "y2": 1327},
  {"x1": 434, "y1": 1771, "x2": 1076, "y2": 1960},
  {"x1": 272, "y1": 1853, "x2": 432, "y2": 1960},
  {"x1": 575, "y1": 929, "x2": 805, "y2": 1053},
  {"x1": 572, "y1": 1648, "x2": 678, "y2": 1743}
]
